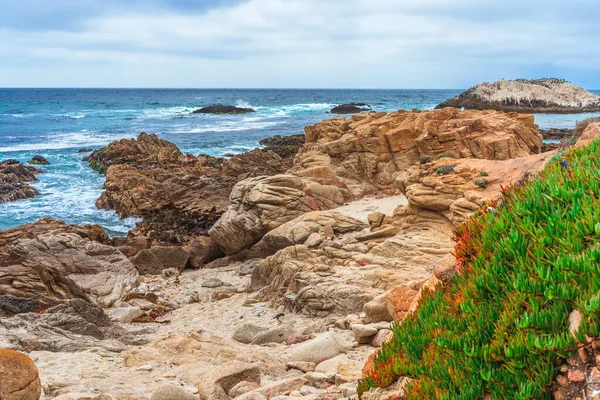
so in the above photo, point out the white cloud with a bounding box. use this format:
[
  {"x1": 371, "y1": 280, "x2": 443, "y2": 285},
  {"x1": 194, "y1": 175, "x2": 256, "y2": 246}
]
[{"x1": 1, "y1": 0, "x2": 599, "y2": 88}]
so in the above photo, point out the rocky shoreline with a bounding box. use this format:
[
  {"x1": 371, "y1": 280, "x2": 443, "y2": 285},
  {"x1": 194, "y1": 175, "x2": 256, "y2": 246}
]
[{"x1": 1, "y1": 107, "x2": 599, "y2": 400}]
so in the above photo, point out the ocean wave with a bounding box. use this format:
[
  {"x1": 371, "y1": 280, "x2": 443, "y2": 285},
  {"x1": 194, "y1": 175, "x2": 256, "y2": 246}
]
[
  {"x1": 167, "y1": 120, "x2": 280, "y2": 134},
  {"x1": 0, "y1": 132, "x2": 129, "y2": 153}
]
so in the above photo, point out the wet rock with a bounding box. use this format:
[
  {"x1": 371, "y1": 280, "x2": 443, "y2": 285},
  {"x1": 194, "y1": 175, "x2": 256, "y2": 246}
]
[
  {"x1": 29, "y1": 155, "x2": 50, "y2": 165},
  {"x1": 77, "y1": 148, "x2": 94, "y2": 153},
  {"x1": 259, "y1": 134, "x2": 306, "y2": 159},
  {"x1": 330, "y1": 103, "x2": 372, "y2": 114},
  {"x1": 193, "y1": 105, "x2": 255, "y2": 114},
  {"x1": 0, "y1": 349, "x2": 42, "y2": 400},
  {"x1": 0, "y1": 159, "x2": 40, "y2": 203}
]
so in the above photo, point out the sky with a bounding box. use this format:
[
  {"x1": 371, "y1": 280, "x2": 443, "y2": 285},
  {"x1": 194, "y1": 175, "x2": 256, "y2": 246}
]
[{"x1": 0, "y1": 0, "x2": 599, "y2": 89}]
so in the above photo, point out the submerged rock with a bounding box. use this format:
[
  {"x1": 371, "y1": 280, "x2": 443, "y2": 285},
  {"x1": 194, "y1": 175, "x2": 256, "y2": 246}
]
[
  {"x1": 193, "y1": 104, "x2": 255, "y2": 114},
  {"x1": 436, "y1": 78, "x2": 600, "y2": 113},
  {"x1": 330, "y1": 103, "x2": 372, "y2": 114}
]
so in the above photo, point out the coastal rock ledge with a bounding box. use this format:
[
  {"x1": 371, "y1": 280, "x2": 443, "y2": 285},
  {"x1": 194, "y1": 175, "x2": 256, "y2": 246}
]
[{"x1": 436, "y1": 78, "x2": 600, "y2": 113}]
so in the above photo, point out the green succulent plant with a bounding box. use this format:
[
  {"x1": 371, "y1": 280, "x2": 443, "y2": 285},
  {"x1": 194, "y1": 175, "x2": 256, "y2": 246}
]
[{"x1": 359, "y1": 139, "x2": 600, "y2": 399}]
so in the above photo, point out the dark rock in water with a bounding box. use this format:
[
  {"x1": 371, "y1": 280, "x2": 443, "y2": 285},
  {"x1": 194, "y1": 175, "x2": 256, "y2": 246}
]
[
  {"x1": 0, "y1": 160, "x2": 41, "y2": 203},
  {"x1": 28, "y1": 155, "x2": 50, "y2": 165},
  {"x1": 259, "y1": 134, "x2": 305, "y2": 159},
  {"x1": 193, "y1": 104, "x2": 255, "y2": 114},
  {"x1": 436, "y1": 78, "x2": 600, "y2": 113},
  {"x1": 330, "y1": 103, "x2": 372, "y2": 114},
  {"x1": 78, "y1": 148, "x2": 94, "y2": 153},
  {"x1": 540, "y1": 128, "x2": 575, "y2": 152}
]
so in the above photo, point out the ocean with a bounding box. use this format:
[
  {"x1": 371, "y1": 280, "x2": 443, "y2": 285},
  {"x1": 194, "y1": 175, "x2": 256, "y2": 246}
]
[{"x1": 1, "y1": 88, "x2": 599, "y2": 235}]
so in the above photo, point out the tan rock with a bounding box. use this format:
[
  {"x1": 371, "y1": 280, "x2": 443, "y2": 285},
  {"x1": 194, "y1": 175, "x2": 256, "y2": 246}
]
[
  {"x1": 385, "y1": 286, "x2": 420, "y2": 322},
  {"x1": 0, "y1": 233, "x2": 139, "y2": 308},
  {"x1": 198, "y1": 361, "x2": 260, "y2": 400},
  {"x1": 293, "y1": 108, "x2": 542, "y2": 197},
  {"x1": 131, "y1": 246, "x2": 189, "y2": 275},
  {"x1": 0, "y1": 349, "x2": 42, "y2": 400},
  {"x1": 575, "y1": 122, "x2": 600, "y2": 148},
  {"x1": 363, "y1": 294, "x2": 393, "y2": 323},
  {"x1": 209, "y1": 174, "x2": 352, "y2": 255}
]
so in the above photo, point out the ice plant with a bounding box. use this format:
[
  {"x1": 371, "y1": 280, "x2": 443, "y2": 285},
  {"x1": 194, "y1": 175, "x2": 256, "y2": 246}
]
[{"x1": 358, "y1": 140, "x2": 600, "y2": 399}]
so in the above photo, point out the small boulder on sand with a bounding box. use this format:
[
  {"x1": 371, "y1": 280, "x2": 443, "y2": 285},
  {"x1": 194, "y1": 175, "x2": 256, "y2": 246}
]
[{"x1": 0, "y1": 349, "x2": 42, "y2": 400}]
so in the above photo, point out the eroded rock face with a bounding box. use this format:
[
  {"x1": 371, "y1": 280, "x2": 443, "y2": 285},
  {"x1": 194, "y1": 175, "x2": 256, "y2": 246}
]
[
  {"x1": 250, "y1": 207, "x2": 454, "y2": 317},
  {"x1": 293, "y1": 108, "x2": 542, "y2": 197},
  {"x1": 209, "y1": 174, "x2": 353, "y2": 255},
  {"x1": 399, "y1": 151, "x2": 556, "y2": 226},
  {"x1": 0, "y1": 159, "x2": 41, "y2": 203},
  {"x1": 437, "y1": 78, "x2": 600, "y2": 113},
  {"x1": 0, "y1": 299, "x2": 147, "y2": 352},
  {"x1": 0, "y1": 349, "x2": 42, "y2": 400},
  {"x1": 87, "y1": 133, "x2": 289, "y2": 244},
  {"x1": 0, "y1": 232, "x2": 139, "y2": 307}
]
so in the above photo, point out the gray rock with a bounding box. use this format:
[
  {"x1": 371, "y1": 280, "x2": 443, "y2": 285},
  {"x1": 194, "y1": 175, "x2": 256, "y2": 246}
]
[
  {"x1": 289, "y1": 332, "x2": 351, "y2": 364},
  {"x1": 232, "y1": 323, "x2": 269, "y2": 344},
  {"x1": 251, "y1": 325, "x2": 295, "y2": 345},
  {"x1": 351, "y1": 324, "x2": 378, "y2": 343},
  {"x1": 363, "y1": 294, "x2": 393, "y2": 323},
  {"x1": 151, "y1": 384, "x2": 197, "y2": 400},
  {"x1": 111, "y1": 306, "x2": 144, "y2": 323},
  {"x1": 202, "y1": 278, "x2": 225, "y2": 288},
  {"x1": 229, "y1": 381, "x2": 260, "y2": 398},
  {"x1": 132, "y1": 246, "x2": 189, "y2": 275}
]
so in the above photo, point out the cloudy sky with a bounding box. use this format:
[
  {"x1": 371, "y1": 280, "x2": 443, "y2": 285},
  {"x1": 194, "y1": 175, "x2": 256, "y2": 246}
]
[{"x1": 1, "y1": 0, "x2": 599, "y2": 88}]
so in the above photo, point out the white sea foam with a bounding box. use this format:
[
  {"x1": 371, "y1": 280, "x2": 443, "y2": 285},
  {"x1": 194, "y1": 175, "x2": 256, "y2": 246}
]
[{"x1": 0, "y1": 132, "x2": 131, "y2": 153}]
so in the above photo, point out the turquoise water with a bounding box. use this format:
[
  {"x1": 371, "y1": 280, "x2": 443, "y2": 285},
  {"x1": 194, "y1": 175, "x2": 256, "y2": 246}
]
[{"x1": 1, "y1": 88, "x2": 598, "y2": 235}]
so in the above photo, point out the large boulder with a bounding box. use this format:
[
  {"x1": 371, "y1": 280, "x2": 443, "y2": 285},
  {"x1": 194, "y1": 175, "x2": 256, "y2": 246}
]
[
  {"x1": 131, "y1": 246, "x2": 190, "y2": 275},
  {"x1": 575, "y1": 122, "x2": 600, "y2": 148},
  {"x1": 436, "y1": 78, "x2": 600, "y2": 113},
  {"x1": 292, "y1": 108, "x2": 543, "y2": 197},
  {"x1": 249, "y1": 210, "x2": 368, "y2": 258},
  {"x1": 0, "y1": 349, "x2": 42, "y2": 400},
  {"x1": 0, "y1": 159, "x2": 41, "y2": 203},
  {"x1": 209, "y1": 174, "x2": 353, "y2": 255},
  {"x1": 0, "y1": 232, "x2": 139, "y2": 307}
]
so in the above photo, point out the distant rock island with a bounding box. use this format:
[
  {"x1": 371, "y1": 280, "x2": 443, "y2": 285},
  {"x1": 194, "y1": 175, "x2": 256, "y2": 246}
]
[
  {"x1": 193, "y1": 104, "x2": 255, "y2": 114},
  {"x1": 436, "y1": 78, "x2": 600, "y2": 113},
  {"x1": 330, "y1": 103, "x2": 372, "y2": 114}
]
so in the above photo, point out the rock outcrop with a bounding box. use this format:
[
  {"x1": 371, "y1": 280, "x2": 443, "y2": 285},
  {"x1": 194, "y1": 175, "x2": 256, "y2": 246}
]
[
  {"x1": 0, "y1": 349, "x2": 42, "y2": 400},
  {"x1": 0, "y1": 232, "x2": 139, "y2": 307},
  {"x1": 193, "y1": 105, "x2": 255, "y2": 114},
  {"x1": 209, "y1": 174, "x2": 353, "y2": 255},
  {"x1": 0, "y1": 160, "x2": 41, "y2": 203},
  {"x1": 0, "y1": 299, "x2": 146, "y2": 352},
  {"x1": 437, "y1": 78, "x2": 600, "y2": 113},
  {"x1": 259, "y1": 134, "x2": 305, "y2": 159},
  {"x1": 399, "y1": 151, "x2": 555, "y2": 226},
  {"x1": 330, "y1": 103, "x2": 372, "y2": 114},
  {"x1": 29, "y1": 155, "x2": 50, "y2": 165},
  {"x1": 86, "y1": 133, "x2": 289, "y2": 244},
  {"x1": 292, "y1": 108, "x2": 542, "y2": 197}
]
